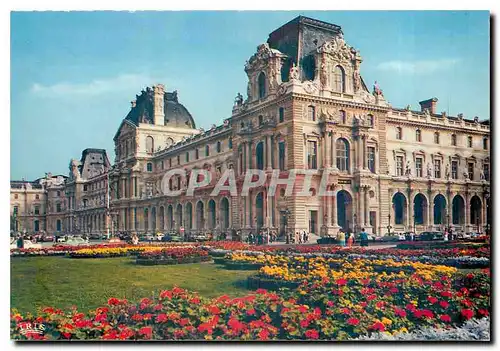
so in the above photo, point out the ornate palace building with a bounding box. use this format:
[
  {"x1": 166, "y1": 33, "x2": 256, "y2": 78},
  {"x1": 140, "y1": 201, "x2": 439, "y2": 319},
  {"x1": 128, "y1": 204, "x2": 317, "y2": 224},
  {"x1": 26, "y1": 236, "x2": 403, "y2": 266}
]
[{"x1": 11, "y1": 16, "x2": 491, "y2": 238}]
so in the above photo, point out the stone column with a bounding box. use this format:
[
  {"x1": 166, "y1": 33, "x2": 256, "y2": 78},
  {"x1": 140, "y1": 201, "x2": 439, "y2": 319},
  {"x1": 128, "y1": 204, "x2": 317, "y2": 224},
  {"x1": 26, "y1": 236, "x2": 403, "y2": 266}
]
[
  {"x1": 266, "y1": 136, "x2": 272, "y2": 170},
  {"x1": 270, "y1": 136, "x2": 275, "y2": 169},
  {"x1": 332, "y1": 192, "x2": 338, "y2": 227},
  {"x1": 326, "y1": 193, "x2": 331, "y2": 226},
  {"x1": 363, "y1": 136, "x2": 367, "y2": 170},
  {"x1": 408, "y1": 192, "x2": 414, "y2": 231},
  {"x1": 364, "y1": 187, "x2": 369, "y2": 227},
  {"x1": 130, "y1": 207, "x2": 136, "y2": 231},
  {"x1": 357, "y1": 137, "x2": 363, "y2": 170},
  {"x1": 358, "y1": 190, "x2": 365, "y2": 227},
  {"x1": 325, "y1": 133, "x2": 331, "y2": 168},
  {"x1": 464, "y1": 193, "x2": 470, "y2": 232},
  {"x1": 331, "y1": 133, "x2": 337, "y2": 170},
  {"x1": 428, "y1": 194, "x2": 434, "y2": 230}
]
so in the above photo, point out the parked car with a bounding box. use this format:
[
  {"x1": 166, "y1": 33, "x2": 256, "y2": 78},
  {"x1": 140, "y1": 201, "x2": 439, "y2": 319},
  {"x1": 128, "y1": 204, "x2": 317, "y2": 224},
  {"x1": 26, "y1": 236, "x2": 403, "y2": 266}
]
[
  {"x1": 417, "y1": 231, "x2": 444, "y2": 241},
  {"x1": 140, "y1": 234, "x2": 155, "y2": 242},
  {"x1": 42, "y1": 234, "x2": 54, "y2": 242},
  {"x1": 64, "y1": 236, "x2": 89, "y2": 246},
  {"x1": 155, "y1": 233, "x2": 164, "y2": 241},
  {"x1": 10, "y1": 239, "x2": 42, "y2": 249},
  {"x1": 317, "y1": 236, "x2": 338, "y2": 244},
  {"x1": 162, "y1": 232, "x2": 183, "y2": 242},
  {"x1": 191, "y1": 233, "x2": 209, "y2": 242}
]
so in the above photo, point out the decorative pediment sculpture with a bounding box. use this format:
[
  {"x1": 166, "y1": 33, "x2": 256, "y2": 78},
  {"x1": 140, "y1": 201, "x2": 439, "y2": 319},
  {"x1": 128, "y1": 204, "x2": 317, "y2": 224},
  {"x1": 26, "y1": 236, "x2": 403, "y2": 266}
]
[
  {"x1": 317, "y1": 35, "x2": 356, "y2": 62},
  {"x1": 289, "y1": 63, "x2": 300, "y2": 81},
  {"x1": 234, "y1": 92, "x2": 243, "y2": 106}
]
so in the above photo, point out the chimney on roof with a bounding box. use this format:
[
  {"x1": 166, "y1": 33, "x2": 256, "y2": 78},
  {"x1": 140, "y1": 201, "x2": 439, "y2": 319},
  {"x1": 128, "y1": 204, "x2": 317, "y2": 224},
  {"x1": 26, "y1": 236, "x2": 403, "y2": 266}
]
[
  {"x1": 419, "y1": 98, "x2": 438, "y2": 114},
  {"x1": 153, "y1": 84, "x2": 165, "y2": 126},
  {"x1": 131, "y1": 100, "x2": 136, "y2": 108}
]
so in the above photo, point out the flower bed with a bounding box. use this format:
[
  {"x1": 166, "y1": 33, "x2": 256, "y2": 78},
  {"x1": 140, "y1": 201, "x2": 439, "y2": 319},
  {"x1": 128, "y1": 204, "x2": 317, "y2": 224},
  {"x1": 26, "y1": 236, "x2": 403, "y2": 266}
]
[
  {"x1": 135, "y1": 247, "x2": 210, "y2": 265},
  {"x1": 11, "y1": 268, "x2": 490, "y2": 341}
]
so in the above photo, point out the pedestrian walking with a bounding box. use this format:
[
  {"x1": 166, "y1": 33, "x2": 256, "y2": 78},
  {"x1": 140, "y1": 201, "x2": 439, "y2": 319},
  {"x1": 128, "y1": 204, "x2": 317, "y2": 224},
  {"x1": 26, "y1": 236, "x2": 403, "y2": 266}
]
[
  {"x1": 360, "y1": 228, "x2": 369, "y2": 247},
  {"x1": 347, "y1": 232, "x2": 354, "y2": 247},
  {"x1": 337, "y1": 231, "x2": 346, "y2": 247}
]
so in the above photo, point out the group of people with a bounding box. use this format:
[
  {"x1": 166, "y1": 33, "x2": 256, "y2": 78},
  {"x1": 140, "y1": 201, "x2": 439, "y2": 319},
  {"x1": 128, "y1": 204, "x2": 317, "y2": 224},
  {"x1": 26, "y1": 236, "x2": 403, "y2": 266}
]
[{"x1": 336, "y1": 228, "x2": 370, "y2": 247}]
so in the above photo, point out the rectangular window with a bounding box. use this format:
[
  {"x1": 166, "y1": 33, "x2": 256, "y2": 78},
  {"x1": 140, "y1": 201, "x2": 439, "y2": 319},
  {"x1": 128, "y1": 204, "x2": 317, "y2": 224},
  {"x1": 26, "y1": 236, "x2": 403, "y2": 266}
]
[
  {"x1": 195, "y1": 149, "x2": 199, "y2": 160},
  {"x1": 368, "y1": 147, "x2": 375, "y2": 173},
  {"x1": 451, "y1": 161, "x2": 458, "y2": 179},
  {"x1": 177, "y1": 177, "x2": 181, "y2": 190},
  {"x1": 177, "y1": 155, "x2": 180, "y2": 165},
  {"x1": 56, "y1": 203, "x2": 61, "y2": 213},
  {"x1": 279, "y1": 142, "x2": 286, "y2": 171},
  {"x1": 396, "y1": 156, "x2": 403, "y2": 176},
  {"x1": 161, "y1": 160, "x2": 164, "y2": 170},
  {"x1": 468, "y1": 162, "x2": 474, "y2": 180},
  {"x1": 468, "y1": 136, "x2": 473, "y2": 148},
  {"x1": 484, "y1": 164, "x2": 490, "y2": 181},
  {"x1": 34, "y1": 206, "x2": 39, "y2": 215},
  {"x1": 416, "y1": 158, "x2": 423, "y2": 177},
  {"x1": 483, "y1": 138, "x2": 488, "y2": 150},
  {"x1": 279, "y1": 107, "x2": 284, "y2": 123},
  {"x1": 434, "y1": 159, "x2": 441, "y2": 178},
  {"x1": 169, "y1": 158, "x2": 172, "y2": 167},
  {"x1": 308, "y1": 106, "x2": 316, "y2": 121},
  {"x1": 307, "y1": 141, "x2": 317, "y2": 169},
  {"x1": 83, "y1": 185, "x2": 88, "y2": 191},
  {"x1": 133, "y1": 177, "x2": 137, "y2": 197},
  {"x1": 186, "y1": 152, "x2": 190, "y2": 162}
]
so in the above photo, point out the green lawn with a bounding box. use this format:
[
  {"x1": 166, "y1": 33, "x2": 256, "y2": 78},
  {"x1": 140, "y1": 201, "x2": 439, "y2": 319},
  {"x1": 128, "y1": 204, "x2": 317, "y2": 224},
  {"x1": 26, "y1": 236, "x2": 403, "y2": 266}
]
[{"x1": 11, "y1": 256, "x2": 255, "y2": 314}]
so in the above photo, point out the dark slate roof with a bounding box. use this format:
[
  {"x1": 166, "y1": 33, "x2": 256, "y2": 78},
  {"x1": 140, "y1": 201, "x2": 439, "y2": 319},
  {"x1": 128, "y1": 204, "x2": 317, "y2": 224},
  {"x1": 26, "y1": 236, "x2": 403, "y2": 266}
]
[{"x1": 124, "y1": 87, "x2": 196, "y2": 129}]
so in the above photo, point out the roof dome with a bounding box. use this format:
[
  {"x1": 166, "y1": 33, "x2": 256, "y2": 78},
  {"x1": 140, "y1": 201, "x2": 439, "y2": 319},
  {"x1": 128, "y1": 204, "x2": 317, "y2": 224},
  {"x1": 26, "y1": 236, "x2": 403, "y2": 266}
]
[
  {"x1": 164, "y1": 91, "x2": 196, "y2": 129},
  {"x1": 124, "y1": 87, "x2": 196, "y2": 129}
]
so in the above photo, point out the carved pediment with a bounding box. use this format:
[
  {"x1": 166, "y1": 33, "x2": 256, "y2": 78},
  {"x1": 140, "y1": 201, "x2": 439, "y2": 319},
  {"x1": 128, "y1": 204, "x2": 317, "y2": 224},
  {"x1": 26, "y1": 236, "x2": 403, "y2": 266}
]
[
  {"x1": 317, "y1": 35, "x2": 357, "y2": 63},
  {"x1": 245, "y1": 43, "x2": 285, "y2": 72}
]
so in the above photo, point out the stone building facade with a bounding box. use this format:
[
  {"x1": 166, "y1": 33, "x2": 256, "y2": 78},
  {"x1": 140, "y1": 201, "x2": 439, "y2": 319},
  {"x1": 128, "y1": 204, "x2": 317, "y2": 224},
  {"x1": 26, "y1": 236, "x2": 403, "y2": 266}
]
[{"x1": 10, "y1": 16, "x2": 491, "y2": 237}]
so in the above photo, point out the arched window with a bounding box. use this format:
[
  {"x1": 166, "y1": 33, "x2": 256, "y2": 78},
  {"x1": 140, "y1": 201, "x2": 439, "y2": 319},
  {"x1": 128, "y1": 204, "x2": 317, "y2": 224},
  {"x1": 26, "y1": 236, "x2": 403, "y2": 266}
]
[
  {"x1": 333, "y1": 65, "x2": 346, "y2": 92},
  {"x1": 205, "y1": 145, "x2": 210, "y2": 157},
  {"x1": 451, "y1": 134, "x2": 457, "y2": 146},
  {"x1": 146, "y1": 162, "x2": 153, "y2": 172},
  {"x1": 467, "y1": 136, "x2": 473, "y2": 148},
  {"x1": 258, "y1": 115, "x2": 263, "y2": 126},
  {"x1": 367, "y1": 114, "x2": 374, "y2": 127},
  {"x1": 339, "y1": 110, "x2": 346, "y2": 124},
  {"x1": 416, "y1": 129, "x2": 422, "y2": 142},
  {"x1": 217, "y1": 141, "x2": 222, "y2": 153},
  {"x1": 308, "y1": 106, "x2": 316, "y2": 121},
  {"x1": 146, "y1": 136, "x2": 154, "y2": 154},
  {"x1": 258, "y1": 72, "x2": 266, "y2": 99},
  {"x1": 240, "y1": 122, "x2": 244, "y2": 129},
  {"x1": 336, "y1": 138, "x2": 350, "y2": 172},
  {"x1": 228, "y1": 137, "x2": 233, "y2": 149},
  {"x1": 434, "y1": 132, "x2": 440, "y2": 144},
  {"x1": 483, "y1": 137, "x2": 488, "y2": 150},
  {"x1": 256, "y1": 142, "x2": 264, "y2": 170},
  {"x1": 396, "y1": 127, "x2": 402, "y2": 140}
]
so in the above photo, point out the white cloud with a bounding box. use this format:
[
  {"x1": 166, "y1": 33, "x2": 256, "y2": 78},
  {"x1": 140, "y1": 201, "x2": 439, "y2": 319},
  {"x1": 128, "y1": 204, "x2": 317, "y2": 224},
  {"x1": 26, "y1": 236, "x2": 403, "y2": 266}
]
[
  {"x1": 31, "y1": 73, "x2": 174, "y2": 96},
  {"x1": 376, "y1": 58, "x2": 461, "y2": 74}
]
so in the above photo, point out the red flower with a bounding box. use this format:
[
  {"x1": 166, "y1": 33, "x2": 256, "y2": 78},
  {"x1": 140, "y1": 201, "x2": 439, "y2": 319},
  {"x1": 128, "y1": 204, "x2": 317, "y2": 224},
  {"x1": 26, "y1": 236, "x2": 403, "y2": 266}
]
[
  {"x1": 427, "y1": 296, "x2": 438, "y2": 304},
  {"x1": 406, "y1": 303, "x2": 416, "y2": 311},
  {"x1": 394, "y1": 308, "x2": 406, "y2": 318},
  {"x1": 173, "y1": 329, "x2": 186, "y2": 338},
  {"x1": 440, "y1": 314, "x2": 452, "y2": 323},
  {"x1": 326, "y1": 301, "x2": 334, "y2": 307},
  {"x1": 389, "y1": 287, "x2": 399, "y2": 293},
  {"x1": 461, "y1": 309, "x2": 474, "y2": 320},
  {"x1": 107, "y1": 297, "x2": 120, "y2": 306},
  {"x1": 300, "y1": 319, "x2": 310, "y2": 328},
  {"x1": 258, "y1": 329, "x2": 270, "y2": 340},
  {"x1": 208, "y1": 305, "x2": 221, "y2": 315},
  {"x1": 440, "y1": 291, "x2": 452, "y2": 298},
  {"x1": 478, "y1": 309, "x2": 489, "y2": 316},
  {"x1": 189, "y1": 297, "x2": 201, "y2": 304},
  {"x1": 155, "y1": 313, "x2": 168, "y2": 323},
  {"x1": 228, "y1": 317, "x2": 246, "y2": 333},
  {"x1": 347, "y1": 317, "x2": 360, "y2": 326},
  {"x1": 370, "y1": 321, "x2": 385, "y2": 332},
  {"x1": 246, "y1": 308, "x2": 256, "y2": 316},
  {"x1": 439, "y1": 300, "x2": 449, "y2": 309},
  {"x1": 131, "y1": 313, "x2": 143, "y2": 322},
  {"x1": 336, "y1": 278, "x2": 348, "y2": 286},
  {"x1": 305, "y1": 329, "x2": 319, "y2": 339},
  {"x1": 160, "y1": 290, "x2": 173, "y2": 300},
  {"x1": 421, "y1": 309, "x2": 434, "y2": 319},
  {"x1": 256, "y1": 288, "x2": 268, "y2": 295},
  {"x1": 367, "y1": 294, "x2": 377, "y2": 301},
  {"x1": 138, "y1": 326, "x2": 153, "y2": 339},
  {"x1": 179, "y1": 318, "x2": 190, "y2": 326}
]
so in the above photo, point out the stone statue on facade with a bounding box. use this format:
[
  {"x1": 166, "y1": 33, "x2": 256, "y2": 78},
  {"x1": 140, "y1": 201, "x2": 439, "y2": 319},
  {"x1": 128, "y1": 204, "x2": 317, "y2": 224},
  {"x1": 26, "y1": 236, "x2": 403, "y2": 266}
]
[
  {"x1": 234, "y1": 92, "x2": 243, "y2": 106},
  {"x1": 353, "y1": 70, "x2": 361, "y2": 92},
  {"x1": 427, "y1": 163, "x2": 433, "y2": 178},
  {"x1": 289, "y1": 62, "x2": 300, "y2": 81},
  {"x1": 69, "y1": 159, "x2": 81, "y2": 180},
  {"x1": 405, "y1": 161, "x2": 411, "y2": 176},
  {"x1": 445, "y1": 163, "x2": 450, "y2": 179},
  {"x1": 463, "y1": 168, "x2": 469, "y2": 180},
  {"x1": 480, "y1": 168, "x2": 485, "y2": 181}
]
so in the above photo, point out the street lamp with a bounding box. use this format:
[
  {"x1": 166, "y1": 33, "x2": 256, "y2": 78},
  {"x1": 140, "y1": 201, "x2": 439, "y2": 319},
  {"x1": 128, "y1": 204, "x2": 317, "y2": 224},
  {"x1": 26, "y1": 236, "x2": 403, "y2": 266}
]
[
  {"x1": 353, "y1": 213, "x2": 358, "y2": 235},
  {"x1": 283, "y1": 209, "x2": 291, "y2": 244},
  {"x1": 387, "y1": 204, "x2": 393, "y2": 235}
]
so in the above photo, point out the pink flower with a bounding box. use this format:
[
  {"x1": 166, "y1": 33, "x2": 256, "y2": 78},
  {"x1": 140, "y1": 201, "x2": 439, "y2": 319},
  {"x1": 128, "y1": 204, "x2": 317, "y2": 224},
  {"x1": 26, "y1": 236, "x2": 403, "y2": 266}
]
[
  {"x1": 305, "y1": 329, "x2": 319, "y2": 339},
  {"x1": 347, "y1": 317, "x2": 360, "y2": 326},
  {"x1": 440, "y1": 314, "x2": 451, "y2": 323}
]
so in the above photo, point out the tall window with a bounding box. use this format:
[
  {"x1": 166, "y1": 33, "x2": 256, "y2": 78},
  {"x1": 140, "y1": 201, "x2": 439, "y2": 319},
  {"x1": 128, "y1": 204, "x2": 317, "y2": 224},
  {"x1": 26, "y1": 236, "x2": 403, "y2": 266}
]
[
  {"x1": 467, "y1": 136, "x2": 473, "y2": 148},
  {"x1": 146, "y1": 136, "x2": 154, "y2": 154},
  {"x1": 307, "y1": 141, "x2": 317, "y2": 169},
  {"x1": 56, "y1": 203, "x2": 61, "y2": 213},
  {"x1": 161, "y1": 160, "x2": 164, "y2": 170},
  {"x1": 169, "y1": 158, "x2": 172, "y2": 167},
  {"x1": 451, "y1": 161, "x2": 458, "y2": 179},
  {"x1": 396, "y1": 156, "x2": 404, "y2": 176},
  {"x1": 336, "y1": 138, "x2": 349, "y2": 172},
  {"x1": 416, "y1": 129, "x2": 422, "y2": 142},
  {"x1": 228, "y1": 137, "x2": 233, "y2": 149},
  {"x1": 279, "y1": 107, "x2": 285, "y2": 123},
  {"x1": 217, "y1": 141, "x2": 222, "y2": 153},
  {"x1": 367, "y1": 114, "x2": 374, "y2": 128},
  {"x1": 468, "y1": 162, "x2": 474, "y2": 180},
  {"x1": 34, "y1": 206, "x2": 39, "y2": 215},
  {"x1": 57, "y1": 191, "x2": 61, "y2": 197},
  {"x1": 205, "y1": 145, "x2": 210, "y2": 157},
  {"x1": 434, "y1": 132, "x2": 440, "y2": 144},
  {"x1": 258, "y1": 72, "x2": 266, "y2": 99},
  {"x1": 308, "y1": 106, "x2": 316, "y2": 121},
  {"x1": 340, "y1": 110, "x2": 346, "y2": 124},
  {"x1": 483, "y1": 137, "x2": 488, "y2": 150},
  {"x1": 279, "y1": 142, "x2": 286, "y2": 171},
  {"x1": 177, "y1": 155, "x2": 180, "y2": 165},
  {"x1": 396, "y1": 127, "x2": 402, "y2": 140},
  {"x1": 367, "y1": 147, "x2": 376, "y2": 173},
  {"x1": 195, "y1": 149, "x2": 199, "y2": 160},
  {"x1": 451, "y1": 134, "x2": 457, "y2": 146},
  {"x1": 258, "y1": 115, "x2": 263, "y2": 126},
  {"x1": 415, "y1": 157, "x2": 423, "y2": 177},
  {"x1": 186, "y1": 152, "x2": 190, "y2": 162},
  {"x1": 484, "y1": 163, "x2": 490, "y2": 181},
  {"x1": 333, "y1": 65, "x2": 346, "y2": 92},
  {"x1": 147, "y1": 162, "x2": 153, "y2": 172},
  {"x1": 434, "y1": 159, "x2": 441, "y2": 178}
]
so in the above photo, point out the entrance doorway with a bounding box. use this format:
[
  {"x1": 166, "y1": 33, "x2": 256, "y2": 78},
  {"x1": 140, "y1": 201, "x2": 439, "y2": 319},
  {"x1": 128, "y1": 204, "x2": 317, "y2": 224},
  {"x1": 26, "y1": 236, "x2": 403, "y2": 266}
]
[
  {"x1": 309, "y1": 210, "x2": 318, "y2": 234},
  {"x1": 369, "y1": 211, "x2": 377, "y2": 234}
]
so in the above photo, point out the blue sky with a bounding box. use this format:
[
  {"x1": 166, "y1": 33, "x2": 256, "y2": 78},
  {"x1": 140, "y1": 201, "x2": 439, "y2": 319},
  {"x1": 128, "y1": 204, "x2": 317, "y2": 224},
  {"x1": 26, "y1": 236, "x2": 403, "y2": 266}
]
[{"x1": 11, "y1": 11, "x2": 490, "y2": 180}]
